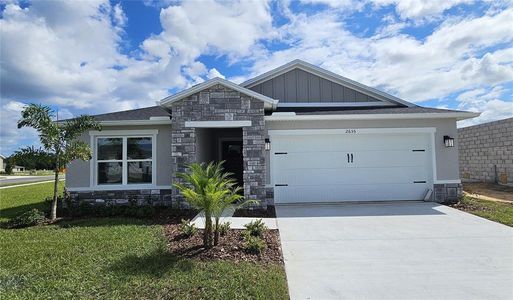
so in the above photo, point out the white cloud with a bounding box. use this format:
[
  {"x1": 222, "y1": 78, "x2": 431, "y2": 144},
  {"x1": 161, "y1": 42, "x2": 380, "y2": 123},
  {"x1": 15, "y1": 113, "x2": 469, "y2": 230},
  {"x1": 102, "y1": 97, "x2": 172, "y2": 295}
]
[
  {"x1": 207, "y1": 68, "x2": 225, "y2": 79},
  {"x1": 456, "y1": 86, "x2": 513, "y2": 127},
  {"x1": 155, "y1": 0, "x2": 273, "y2": 62},
  {"x1": 250, "y1": 7, "x2": 513, "y2": 102},
  {"x1": 0, "y1": 101, "x2": 40, "y2": 155},
  {"x1": 371, "y1": 0, "x2": 474, "y2": 20},
  {"x1": 1, "y1": 0, "x2": 512, "y2": 154}
]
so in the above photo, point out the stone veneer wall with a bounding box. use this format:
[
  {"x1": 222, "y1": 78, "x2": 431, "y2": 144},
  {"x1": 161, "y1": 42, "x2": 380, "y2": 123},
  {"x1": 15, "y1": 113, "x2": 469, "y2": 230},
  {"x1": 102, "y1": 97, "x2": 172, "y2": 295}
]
[
  {"x1": 68, "y1": 189, "x2": 173, "y2": 206},
  {"x1": 171, "y1": 84, "x2": 267, "y2": 208},
  {"x1": 458, "y1": 117, "x2": 513, "y2": 184},
  {"x1": 433, "y1": 183, "x2": 462, "y2": 203}
]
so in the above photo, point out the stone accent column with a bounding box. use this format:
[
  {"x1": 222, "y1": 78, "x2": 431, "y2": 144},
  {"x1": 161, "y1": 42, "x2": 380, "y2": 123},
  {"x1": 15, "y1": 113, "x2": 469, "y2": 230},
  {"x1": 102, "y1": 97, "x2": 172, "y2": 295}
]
[
  {"x1": 171, "y1": 103, "x2": 197, "y2": 207},
  {"x1": 433, "y1": 183, "x2": 463, "y2": 204},
  {"x1": 242, "y1": 99, "x2": 266, "y2": 207},
  {"x1": 169, "y1": 84, "x2": 267, "y2": 208}
]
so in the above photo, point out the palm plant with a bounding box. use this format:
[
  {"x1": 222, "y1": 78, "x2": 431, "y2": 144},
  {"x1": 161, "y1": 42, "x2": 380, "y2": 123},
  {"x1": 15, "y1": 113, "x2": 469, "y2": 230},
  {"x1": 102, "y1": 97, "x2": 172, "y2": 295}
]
[
  {"x1": 211, "y1": 185, "x2": 243, "y2": 246},
  {"x1": 175, "y1": 161, "x2": 252, "y2": 248},
  {"x1": 18, "y1": 104, "x2": 101, "y2": 221}
]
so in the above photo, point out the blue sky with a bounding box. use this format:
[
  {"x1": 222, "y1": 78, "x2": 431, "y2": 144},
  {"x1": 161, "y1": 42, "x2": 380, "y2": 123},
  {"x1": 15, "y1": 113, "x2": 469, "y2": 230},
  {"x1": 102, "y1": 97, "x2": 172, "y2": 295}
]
[{"x1": 1, "y1": 0, "x2": 512, "y2": 155}]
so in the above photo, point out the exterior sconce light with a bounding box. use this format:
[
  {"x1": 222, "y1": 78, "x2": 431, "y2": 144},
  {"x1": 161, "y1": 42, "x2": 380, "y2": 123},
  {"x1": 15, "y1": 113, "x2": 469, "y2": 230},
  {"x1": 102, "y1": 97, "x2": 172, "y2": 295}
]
[
  {"x1": 443, "y1": 135, "x2": 454, "y2": 147},
  {"x1": 265, "y1": 138, "x2": 270, "y2": 151}
]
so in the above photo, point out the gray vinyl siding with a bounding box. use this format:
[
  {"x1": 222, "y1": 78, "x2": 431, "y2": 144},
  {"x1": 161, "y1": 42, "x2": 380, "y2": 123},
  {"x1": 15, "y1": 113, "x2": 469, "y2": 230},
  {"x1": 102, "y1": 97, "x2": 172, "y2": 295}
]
[
  {"x1": 264, "y1": 118, "x2": 460, "y2": 184},
  {"x1": 66, "y1": 124, "x2": 172, "y2": 188},
  {"x1": 249, "y1": 69, "x2": 383, "y2": 103}
]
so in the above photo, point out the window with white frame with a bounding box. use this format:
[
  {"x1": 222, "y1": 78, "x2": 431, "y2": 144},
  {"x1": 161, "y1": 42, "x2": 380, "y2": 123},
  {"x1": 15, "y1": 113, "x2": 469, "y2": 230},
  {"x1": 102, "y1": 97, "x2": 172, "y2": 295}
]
[{"x1": 94, "y1": 132, "x2": 156, "y2": 186}]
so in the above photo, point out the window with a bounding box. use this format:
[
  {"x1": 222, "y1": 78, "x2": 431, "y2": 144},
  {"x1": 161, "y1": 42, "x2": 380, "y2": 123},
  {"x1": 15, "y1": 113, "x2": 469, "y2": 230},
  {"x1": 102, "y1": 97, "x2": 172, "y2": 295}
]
[{"x1": 93, "y1": 132, "x2": 156, "y2": 186}]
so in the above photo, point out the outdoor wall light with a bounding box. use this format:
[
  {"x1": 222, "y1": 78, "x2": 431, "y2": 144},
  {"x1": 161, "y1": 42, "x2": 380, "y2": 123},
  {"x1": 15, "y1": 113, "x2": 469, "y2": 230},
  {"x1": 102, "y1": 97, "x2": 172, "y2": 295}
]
[
  {"x1": 265, "y1": 138, "x2": 271, "y2": 151},
  {"x1": 443, "y1": 135, "x2": 455, "y2": 147}
]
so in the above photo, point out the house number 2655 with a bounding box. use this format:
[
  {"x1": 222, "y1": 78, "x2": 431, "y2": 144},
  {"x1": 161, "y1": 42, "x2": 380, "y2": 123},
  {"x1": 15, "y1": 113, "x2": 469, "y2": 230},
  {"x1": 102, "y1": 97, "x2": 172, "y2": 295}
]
[{"x1": 345, "y1": 129, "x2": 357, "y2": 134}]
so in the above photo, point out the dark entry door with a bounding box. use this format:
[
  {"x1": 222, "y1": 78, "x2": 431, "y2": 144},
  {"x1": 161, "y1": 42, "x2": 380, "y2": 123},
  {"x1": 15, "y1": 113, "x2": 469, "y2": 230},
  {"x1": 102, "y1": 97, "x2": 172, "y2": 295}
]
[{"x1": 221, "y1": 140, "x2": 243, "y2": 188}]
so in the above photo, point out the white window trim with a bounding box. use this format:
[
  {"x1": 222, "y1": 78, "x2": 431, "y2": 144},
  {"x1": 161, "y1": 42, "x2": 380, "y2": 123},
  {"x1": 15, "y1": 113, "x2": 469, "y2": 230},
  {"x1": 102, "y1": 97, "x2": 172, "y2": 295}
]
[{"x1": 89, "y1": 130, "x2": 158, "y2": 189}]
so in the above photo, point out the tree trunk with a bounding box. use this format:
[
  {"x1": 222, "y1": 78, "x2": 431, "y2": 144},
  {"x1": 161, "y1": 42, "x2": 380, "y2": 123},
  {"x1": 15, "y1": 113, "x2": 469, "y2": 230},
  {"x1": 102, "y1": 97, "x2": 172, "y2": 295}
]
[
  {"x1": 214, "y1": 217, "x2": 220, "y2": 246},
  {"x1": 204, "y1": 211, "x2": 212, "y2": 248},
  {"x1": 51, "y1": 168, "x2": 59, "y2": 221}
]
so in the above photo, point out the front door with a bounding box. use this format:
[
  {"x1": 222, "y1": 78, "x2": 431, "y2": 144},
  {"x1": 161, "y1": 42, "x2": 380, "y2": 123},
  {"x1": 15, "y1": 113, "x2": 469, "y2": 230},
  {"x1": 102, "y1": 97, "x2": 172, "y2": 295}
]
[{"x1": 221, "y1": 140, "x2": 244, "y2": 188}]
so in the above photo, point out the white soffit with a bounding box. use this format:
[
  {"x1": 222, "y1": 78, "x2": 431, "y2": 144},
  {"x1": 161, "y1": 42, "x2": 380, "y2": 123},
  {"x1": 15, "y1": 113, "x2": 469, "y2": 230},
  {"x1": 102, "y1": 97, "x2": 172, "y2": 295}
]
[{"x1": 265, "y1": 111, "x2": 480, "y2": 121}]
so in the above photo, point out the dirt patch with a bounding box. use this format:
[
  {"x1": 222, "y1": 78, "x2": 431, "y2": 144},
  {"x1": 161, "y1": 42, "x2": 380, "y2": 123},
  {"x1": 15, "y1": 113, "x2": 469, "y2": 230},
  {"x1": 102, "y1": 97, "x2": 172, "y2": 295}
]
[
  {"x1": 463, "y1": 183, "x2": 513, "y2": 203},
  {"x1": 233, "y1": 205, "x2": 276, "y2": 218},
  {"x1": 164, "y1": 222, "x2": 283, "y2": 265}
]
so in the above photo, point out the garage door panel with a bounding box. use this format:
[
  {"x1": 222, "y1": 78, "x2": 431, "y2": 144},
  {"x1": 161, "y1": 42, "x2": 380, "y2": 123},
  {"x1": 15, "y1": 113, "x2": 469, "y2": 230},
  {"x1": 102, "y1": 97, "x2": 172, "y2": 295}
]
[
  {"x1": 275, "y1": 150, "x2": 428, "y2": 169},
  {"x1": 271, "y1": 130, "x2": 433, "y2": 204},
  {"x1": 273, "y1": 134, "x2": 429, "y2": 153},
  {"x1": 274, "y1": 183, "x2": 429, "y2": 203},
  {"x1": 274, "y1": 166, "x2": 428, "y2": 185}
]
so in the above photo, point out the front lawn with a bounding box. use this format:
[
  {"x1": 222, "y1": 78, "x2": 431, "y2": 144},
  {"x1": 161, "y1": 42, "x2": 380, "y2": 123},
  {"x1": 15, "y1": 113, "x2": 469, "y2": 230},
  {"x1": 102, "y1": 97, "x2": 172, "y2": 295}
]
[
  {"x1": 0, "y1": 182, "x2": 63, "y2": 222},
  {"x1": 0, "y1": 184, "x2": 289, "y2": 299},
  {"x1": 453, "y1": 196, "x2": 513, "y2": 227}
]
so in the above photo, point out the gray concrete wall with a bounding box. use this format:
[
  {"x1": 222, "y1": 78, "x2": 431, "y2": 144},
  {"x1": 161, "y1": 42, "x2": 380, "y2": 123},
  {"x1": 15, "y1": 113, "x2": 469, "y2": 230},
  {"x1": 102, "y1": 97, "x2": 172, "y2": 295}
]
[
  {"x1": 458, "y1": 117, "x2": 513, "y2": 184},
  {"x1": 265, "y1": 118, "x2": 460, "y2": 183},
  {"x1": 66, "y1": 124, "x2": 172, "y2": 188},
  {"x1": 250, "y1": 69, "x2": 382, "y2": 103}
]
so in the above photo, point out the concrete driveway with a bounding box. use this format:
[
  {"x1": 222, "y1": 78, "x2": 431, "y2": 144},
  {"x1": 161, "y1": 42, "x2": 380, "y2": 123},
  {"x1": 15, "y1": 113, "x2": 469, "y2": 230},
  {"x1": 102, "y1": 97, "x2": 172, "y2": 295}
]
[{"x1": 276, "y1": 202, "x2": 513, "y2": 300}]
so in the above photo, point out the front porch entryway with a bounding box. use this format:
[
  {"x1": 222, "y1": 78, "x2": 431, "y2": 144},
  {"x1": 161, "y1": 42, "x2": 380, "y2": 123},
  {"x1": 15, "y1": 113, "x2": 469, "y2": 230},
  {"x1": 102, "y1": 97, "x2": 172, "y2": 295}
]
[{"x1": 196, "y1": 128, "x2": 244, "y2": 188}]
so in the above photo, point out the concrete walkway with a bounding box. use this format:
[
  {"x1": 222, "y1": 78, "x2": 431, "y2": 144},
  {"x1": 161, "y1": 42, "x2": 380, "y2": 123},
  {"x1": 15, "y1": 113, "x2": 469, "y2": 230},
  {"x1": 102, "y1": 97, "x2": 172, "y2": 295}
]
[
  {"x1": 276, "y1": 202, "x2": 513, "y2": 300},
  {"x1": 191, "y1": 206, "x2": 277, "y2": 229}
]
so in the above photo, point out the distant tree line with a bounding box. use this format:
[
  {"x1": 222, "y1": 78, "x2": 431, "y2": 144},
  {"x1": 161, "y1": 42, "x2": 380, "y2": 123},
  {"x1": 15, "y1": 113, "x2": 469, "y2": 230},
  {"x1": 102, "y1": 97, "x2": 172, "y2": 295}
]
[{"x1": 5, "y1": 146, "x2": 56, "y2": 172}]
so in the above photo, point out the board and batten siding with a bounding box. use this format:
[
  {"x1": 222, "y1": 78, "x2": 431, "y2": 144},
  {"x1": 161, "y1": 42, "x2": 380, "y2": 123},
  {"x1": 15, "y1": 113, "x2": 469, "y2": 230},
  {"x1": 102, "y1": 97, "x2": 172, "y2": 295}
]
[{"x1": 249, "y1": 69, "x2": 383, "y2": 103}]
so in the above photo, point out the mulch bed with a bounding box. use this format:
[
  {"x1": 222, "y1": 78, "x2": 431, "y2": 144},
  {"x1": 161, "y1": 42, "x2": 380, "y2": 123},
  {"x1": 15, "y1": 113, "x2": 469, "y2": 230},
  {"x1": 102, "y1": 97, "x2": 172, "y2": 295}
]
[
  {"x1": 233, "y1": 205, "x2": 276, "y2": 218},
  {"x1": 164, "y1": 222, "x2": 283, "y2": 265}
]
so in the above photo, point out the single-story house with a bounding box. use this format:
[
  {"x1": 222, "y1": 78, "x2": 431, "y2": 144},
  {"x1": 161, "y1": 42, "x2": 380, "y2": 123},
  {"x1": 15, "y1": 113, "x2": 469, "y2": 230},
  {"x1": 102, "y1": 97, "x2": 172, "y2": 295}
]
[
  {"x1": 66, "y1": 60, "x2": 479, "y2": 207},
  {"x1": 0, "y1": 154, "x2": 5, "y2": 172}
]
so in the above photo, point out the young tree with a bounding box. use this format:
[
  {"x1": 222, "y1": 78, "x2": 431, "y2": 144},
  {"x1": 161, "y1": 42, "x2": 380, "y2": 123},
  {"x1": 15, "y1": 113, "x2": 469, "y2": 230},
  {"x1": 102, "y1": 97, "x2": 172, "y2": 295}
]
[{"x1": 18, "y1": 104, "x2": 101, "y2": 221}]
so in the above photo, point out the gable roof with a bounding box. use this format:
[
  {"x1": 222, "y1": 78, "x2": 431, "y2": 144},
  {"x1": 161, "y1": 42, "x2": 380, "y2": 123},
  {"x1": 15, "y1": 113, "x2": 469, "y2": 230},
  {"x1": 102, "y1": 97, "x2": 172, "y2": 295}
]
[
  {"x1": 91, "y1": 106, "x2": 170, "y2": 121},
  {"x1": 159, "y1": 77, "x2": 279, "y2": 109},
  {"x1": 241, "y1": 59, "x2": 415, "y2": 107},
  {"x1": 59, "y1": 106, "x2": 171, "y2": 126}
]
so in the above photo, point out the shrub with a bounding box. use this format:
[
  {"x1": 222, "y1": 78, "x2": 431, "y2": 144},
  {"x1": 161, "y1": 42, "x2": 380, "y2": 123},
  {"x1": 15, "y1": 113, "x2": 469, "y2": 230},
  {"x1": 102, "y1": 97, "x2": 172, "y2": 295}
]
[
  {"x1": 244, "y1": 219, "x2": 267, "y2": 237},
  {"x1": 136, "y1": 205, "x2": 155, "y2": 218},
  {"x1": 179, "y1": 219, "x2": 197, "y2": 237},
  {"x1": 4, "y1": 163, "x2": 13, "y2": 175},
  {"x1": 216, "y1": 221, "x2": 231, "y2": 236},
  {"x1": 243, "y1": 232, "x2": 266, "y2": 254},
  {"x1": 8, "y1": 209, "x2": 47, "y2": 228}
]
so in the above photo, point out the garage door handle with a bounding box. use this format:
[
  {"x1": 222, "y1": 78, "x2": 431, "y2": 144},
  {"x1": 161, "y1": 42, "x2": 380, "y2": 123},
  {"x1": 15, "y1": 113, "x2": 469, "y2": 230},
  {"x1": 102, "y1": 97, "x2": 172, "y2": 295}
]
[
  {"x1": 414, "y1": 181, "x2": 426, "y2": 184},
  {"x1": 275, "y1": 184, "x2": 288, "y2": 187},
  {"x1": 351, "y1": 153, "x2": 353, "y2": 163},
  {"x1": 347, "y1": 153, "x2": 350, "y2": 163}
]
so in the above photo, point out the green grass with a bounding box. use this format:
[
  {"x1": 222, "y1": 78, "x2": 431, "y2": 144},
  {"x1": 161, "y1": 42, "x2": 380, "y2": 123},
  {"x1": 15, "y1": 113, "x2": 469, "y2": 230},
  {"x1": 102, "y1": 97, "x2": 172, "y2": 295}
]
[
  {"x1": 457, "y1": 196, "x2": 513, "y2": 227},
  {"x1": 0, "y1": 181, "x2": 64, "y2": 222},
  {"x1": 0, "y1": 183, "x2": 289, "y2": 299}
]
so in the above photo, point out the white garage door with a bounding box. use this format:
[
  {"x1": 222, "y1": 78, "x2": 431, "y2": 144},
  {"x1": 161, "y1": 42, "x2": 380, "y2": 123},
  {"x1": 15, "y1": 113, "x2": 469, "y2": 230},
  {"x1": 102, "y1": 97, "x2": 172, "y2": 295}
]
[{"x1": 271, "y1": 129, "x2": 433, "y2": 204}]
